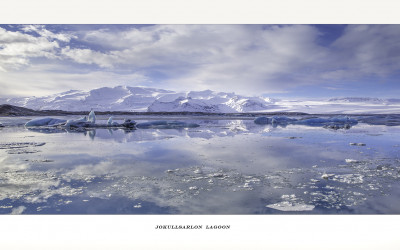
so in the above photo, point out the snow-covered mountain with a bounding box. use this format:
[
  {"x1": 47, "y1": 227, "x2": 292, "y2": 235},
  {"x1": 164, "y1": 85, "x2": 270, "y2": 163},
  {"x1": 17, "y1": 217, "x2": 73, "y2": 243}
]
[
  {"x1": 0, "y1": 86, "x2": 276, "y2": 113},
  {"x1": 148, "y1": 90, "x2": 273, "y2": 113},
  {"x1": 1, "y1": 86, "x2": 174, "y2": 112},
  {"x1": 1, "y1": 86, "x2": 400, "y2": 114}
]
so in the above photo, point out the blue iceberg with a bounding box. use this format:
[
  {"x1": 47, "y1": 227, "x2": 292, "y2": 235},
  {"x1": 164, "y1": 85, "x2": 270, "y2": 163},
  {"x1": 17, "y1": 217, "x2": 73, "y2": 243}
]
[
  {"x1": 254, "y1": 115, "x2": 358, "y2": 129},
  {"x1": 25, "y1": 117, "x2": 67, "y2": 127}
]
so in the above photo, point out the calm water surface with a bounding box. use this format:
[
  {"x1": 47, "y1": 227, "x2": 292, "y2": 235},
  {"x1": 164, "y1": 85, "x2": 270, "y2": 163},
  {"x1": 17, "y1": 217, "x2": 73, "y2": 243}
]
[{"x1": 0, "y1": 115, "x2": 399, "y2": 214}]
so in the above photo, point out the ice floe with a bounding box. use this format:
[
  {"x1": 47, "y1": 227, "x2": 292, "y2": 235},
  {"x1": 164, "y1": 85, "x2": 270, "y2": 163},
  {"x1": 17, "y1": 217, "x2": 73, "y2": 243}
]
[
  {"x1": 266, "y1": 202, "x2": 315, "y2": 212},
  {"x1": 266, "y1": 195, "x2": 315, "y2": 211},
  {"x1": 254, "y1": 115, "x2": 358, "y2": 129},
  {"x1": 345, "y1": 159, "x2": 360, "y2": 164}
]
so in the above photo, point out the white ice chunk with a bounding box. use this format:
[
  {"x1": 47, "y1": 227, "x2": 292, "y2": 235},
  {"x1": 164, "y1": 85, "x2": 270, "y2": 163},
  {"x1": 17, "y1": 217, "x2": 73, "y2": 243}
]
[
  {"x1": 266, "y1": 201, "x2": 315, "y2": 211},
  {"x1": 321, "y1": 173, "x2": 335, "y2": 180},
  {"x1": 107, "y1": 116, "x2": 113, "y2": 125},
  {"x1": 345, "y1": 159, "x2": 360, "y2": 163},
  {"x1": 88, "y1": 110, "x2": 96, "y2": 124},
  {"x1": 107, "y1": 116, "x2": 119, "y2": 126},
  {"x1": 10, "y1": 206, "x2": 26, "y2": 215}
]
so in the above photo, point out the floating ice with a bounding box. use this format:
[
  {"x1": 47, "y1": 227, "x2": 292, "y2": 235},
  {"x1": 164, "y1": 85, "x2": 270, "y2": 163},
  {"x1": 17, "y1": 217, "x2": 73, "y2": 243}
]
[
  {"x1": 266, "y1": 201, "x2": 315, "y2": 211},
  {"x1": 0, "y1": 122, "x2": 4, "y2": 127},
  {"x1": 345, "y1": 159, "x2": 360, "y2": 163},
  {"x1": 64, "y1": 116, "x2": 91, "y2": 128},
  {"x1": 254, "y1": 116, "x2": 296, "y2": 127},
  {"x1": 271, "y1": 116, "x2": 298, "y2": 125},
  {"x1": 25, "y1": 117, "x2": 67, "y2": 127},
  {"x1": 10, "y1": 206, "x2": 26, "y2": 215},
  {"x1": 107, "y1": 116, "x2": 119, "y2": 126},
  {"x1": 122, "y1": 119, "x2": 136, "y2": 128},
  {"x1": 321, "y1": 173, "x2": 335, "y2": 180},
  {"x1": 136, "y1": 120, "x2": 199, "y2": 129},
  {"x1": 88, "y1": 110, "x2": 96, "y2": 124},
  {"x1": 254, "y1": 115, "x2": 358, "y2": 129},
  {"x1": 332, "y1": 174, "x2": 364, "y2": 184},
  {"x1": 296, "y1": 116, "x2": 358, "y2": 127},
  {"x1": 254, "y1": 116, "x2": 270, "y2": 125}
]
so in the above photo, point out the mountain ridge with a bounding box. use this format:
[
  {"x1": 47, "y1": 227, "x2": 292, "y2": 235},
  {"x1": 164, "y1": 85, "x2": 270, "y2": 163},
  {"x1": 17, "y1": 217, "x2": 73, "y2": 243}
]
[{"x1": 1, "y1": 85, "x2": 400, "y2": 114}]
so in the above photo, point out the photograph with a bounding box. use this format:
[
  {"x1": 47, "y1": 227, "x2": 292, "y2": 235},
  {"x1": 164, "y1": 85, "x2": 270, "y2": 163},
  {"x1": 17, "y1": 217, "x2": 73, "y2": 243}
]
[{"x1": 1, "y1": 24, "x2": 400, "y2": 215}]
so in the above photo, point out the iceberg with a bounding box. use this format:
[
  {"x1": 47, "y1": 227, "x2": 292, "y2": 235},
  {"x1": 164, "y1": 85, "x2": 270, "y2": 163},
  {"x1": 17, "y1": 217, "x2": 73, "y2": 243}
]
[
  {"x1": 25, "y1": 117, "x2": 67, "y2": 127},
  {"x1": 88, "y1": 110, "x2": 96, "y2": 124},
  {"x1": 254, "y1": 115, "x2": 358, "y2": 129},
  {"x1": 136, "y1": 120, "x2": 200, "y2": 129},
  {"x1": 107, "y1": 116, "x2": 113, "y2": 126},
  {"x1": 296, "y1": 116, "x2": 357, "y2": 126},
  {"x1": 121, "y1": 119, "x2": 136, "y2": 128},
  {"x1": 64, "y1": 116, "x2": 91, "y2": 128},
  {"x1": 253, "y1": 116, "x2": 298, "y2": 127},
  {"x1": 254, "y1": 117, "x2": 271, "y2": 125},
  {"x1": 0, "y1": 122, "x2": 4, "y2": 127},
  {"x1": 107, "y1": 116, "x2": 119, "y2": 126}
]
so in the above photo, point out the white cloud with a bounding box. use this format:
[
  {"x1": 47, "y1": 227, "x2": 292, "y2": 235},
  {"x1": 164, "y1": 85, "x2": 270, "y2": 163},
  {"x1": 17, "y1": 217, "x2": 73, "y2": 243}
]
[
  {"x1": 0, "y1": 27, "x2": 60, "y2": 71},
  {"x1": 328, "y1": 25, "x2": 400, "y2": 78},
  {"x1": 1, "y1": 24, "x2": 400, "y2": 97},
  {"x1": 21, "y1": 24, "x2": 76, "y2": 42},
  {"x1": 57, "y1": 25, "x2": 329, "y2": 94}
]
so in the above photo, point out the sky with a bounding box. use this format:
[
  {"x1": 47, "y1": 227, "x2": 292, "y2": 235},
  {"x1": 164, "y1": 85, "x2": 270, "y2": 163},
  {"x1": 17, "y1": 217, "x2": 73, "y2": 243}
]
[{"x1": 0, "y1": 24, "x2": 399, "y2": 99}]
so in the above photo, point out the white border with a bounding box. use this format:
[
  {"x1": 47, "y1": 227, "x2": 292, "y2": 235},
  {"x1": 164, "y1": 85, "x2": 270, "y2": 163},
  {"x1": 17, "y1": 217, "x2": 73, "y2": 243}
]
[
  {"x1": 1, "y1": 215, "x2": 400, "y2": 249},
  {"x1": 1, "y1": 0, "x2": 400, "y2": 249},
  {"x1": 0, "y1": 0, "x2": 400, "y2": 24}
]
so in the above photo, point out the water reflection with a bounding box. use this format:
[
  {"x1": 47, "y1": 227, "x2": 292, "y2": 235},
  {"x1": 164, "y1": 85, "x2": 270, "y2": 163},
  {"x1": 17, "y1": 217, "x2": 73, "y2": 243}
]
[{"x1": 0, "y1": 117, "x2": 400, "y2": 214}]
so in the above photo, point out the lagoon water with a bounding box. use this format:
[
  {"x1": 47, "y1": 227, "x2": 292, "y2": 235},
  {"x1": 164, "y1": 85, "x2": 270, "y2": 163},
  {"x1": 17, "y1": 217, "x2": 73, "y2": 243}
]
[{"x1": 0, "y1": 115, "x2": 400, "y2": 214}]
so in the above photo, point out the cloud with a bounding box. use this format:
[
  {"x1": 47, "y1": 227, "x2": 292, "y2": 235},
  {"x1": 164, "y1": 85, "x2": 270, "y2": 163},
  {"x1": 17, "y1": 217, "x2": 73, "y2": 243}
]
[
  {"x1": 328, "y1": 25, "x2": 400, "y2": 78},
  {"x1": 57, "y1": 25, "x2": 329, "y2": 94},
  {"x1": 0, "y1": 64, "x2": 150, "y2": 97},
  {"x1": 0, "y1": 27, "x2": 60, "y2": 71},
  {"x1": 1, "y1": 24, "x2": 400, "y2": 97},
  {"x1": 21, "y1": 25, "x2": 76, "y2": 42}
]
